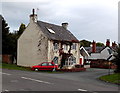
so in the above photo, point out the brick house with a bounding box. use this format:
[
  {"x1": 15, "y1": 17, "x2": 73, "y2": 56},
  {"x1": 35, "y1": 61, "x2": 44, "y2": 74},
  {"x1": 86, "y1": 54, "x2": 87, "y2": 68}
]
[
  {"x1": 87, "y1": 39, "x2": 117, "y2": 68},
  {"x1": 17, "y1": 9, "x2": 80, "y2": 69}
]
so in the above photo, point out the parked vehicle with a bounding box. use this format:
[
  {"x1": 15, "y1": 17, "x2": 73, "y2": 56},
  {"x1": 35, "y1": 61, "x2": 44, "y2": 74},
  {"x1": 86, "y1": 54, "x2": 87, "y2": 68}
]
[{"x1": 31, "y1": 62, "x2": 58, "y2": 71}]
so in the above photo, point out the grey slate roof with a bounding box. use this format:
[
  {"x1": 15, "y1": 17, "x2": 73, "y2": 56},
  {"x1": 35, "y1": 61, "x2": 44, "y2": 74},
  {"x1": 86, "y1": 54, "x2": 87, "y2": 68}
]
[
  {"x1": 84, "y1": 46, "x2": 116, "y2": 54},
  {"x1": 37, "y1": 21, "x2": 79, "y2": 42},
  {"x1": 84, "y1": 46, "x2": 105, "y2": 54}
]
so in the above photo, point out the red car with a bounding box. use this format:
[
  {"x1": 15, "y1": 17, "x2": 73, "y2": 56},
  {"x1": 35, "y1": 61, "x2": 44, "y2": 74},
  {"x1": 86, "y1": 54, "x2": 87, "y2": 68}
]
[{"x1": 31, "y1": 62, "x2": 58, "y2": 71}]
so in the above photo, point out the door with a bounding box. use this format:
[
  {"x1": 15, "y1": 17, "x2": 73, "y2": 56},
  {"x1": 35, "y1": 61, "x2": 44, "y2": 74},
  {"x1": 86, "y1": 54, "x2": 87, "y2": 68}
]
[{"x1": 47, "y1": 63, "x2": 54, "y2": 70}]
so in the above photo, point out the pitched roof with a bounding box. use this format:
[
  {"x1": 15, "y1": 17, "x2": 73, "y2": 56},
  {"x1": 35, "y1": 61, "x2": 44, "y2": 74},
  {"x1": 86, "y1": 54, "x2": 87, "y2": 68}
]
[
  {"x1": 84, "y1": 46, "x2": 105, "y2": 54},
  {"x1": 80, "y1": 46, "x2": 90, "y2": 57},
  {"x1": 37, "y1": 21, "x2": 79, "y2": 43},
  {"x1": 88, "y1": 47, "x2": 114, "y2": 60}
]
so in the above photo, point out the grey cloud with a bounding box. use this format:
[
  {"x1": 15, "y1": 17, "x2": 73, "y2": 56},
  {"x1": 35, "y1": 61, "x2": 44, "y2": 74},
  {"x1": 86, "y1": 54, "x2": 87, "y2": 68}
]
[{"x1": 1, "y1": 1, "x2": 118, "y2": 43}]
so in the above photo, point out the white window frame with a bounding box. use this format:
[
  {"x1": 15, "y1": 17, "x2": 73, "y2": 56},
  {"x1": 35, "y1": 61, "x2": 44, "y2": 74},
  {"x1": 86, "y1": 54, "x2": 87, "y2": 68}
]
[
  {"x1": 63, "y1": 44, "x2": 68, "y2": 50},
  {"x1": 53, "y1": 42, "x2": 59, "y2": 50},
  {"x1": 65, "y1": 56, "x2": 76, "y2": 66},
  {"x1": 72, "y1": 43, "x2": 77, "y2": 50}
]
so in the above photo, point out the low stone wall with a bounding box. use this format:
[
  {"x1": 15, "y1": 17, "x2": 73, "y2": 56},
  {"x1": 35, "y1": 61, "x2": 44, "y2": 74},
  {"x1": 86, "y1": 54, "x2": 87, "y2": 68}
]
[
  {"x1": 57, "y1": 67, "x2": 86, "y2": 72},
  {"x1": 90, "y1": 65, "x2": 117, "y2": 69}
]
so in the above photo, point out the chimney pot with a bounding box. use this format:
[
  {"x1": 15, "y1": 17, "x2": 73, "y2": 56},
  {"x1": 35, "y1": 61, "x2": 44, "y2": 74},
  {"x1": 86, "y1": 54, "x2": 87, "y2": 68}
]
[
  {"x1": 92, "y1": 40, "x2": 96, "y2": 53},
  {"x1": 33, "y1": 9, "x2": 35, "y2": 15},
  {"x1": 112, "y1": 41, "x2": 116, "y2": 48},
  {"x1": 106, "y1": 39, "x2": 110, "y2": 47},
  {"x1": 29, "y1": 9, "x2": 37, "y2": 23},
  {"x1": 62, "y1": 23, "x2": 68, "y2": 29}
]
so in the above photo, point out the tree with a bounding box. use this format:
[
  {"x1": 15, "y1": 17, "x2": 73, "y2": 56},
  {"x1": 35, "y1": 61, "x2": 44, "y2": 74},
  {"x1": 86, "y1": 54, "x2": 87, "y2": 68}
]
[
  {"x1": 112, "y1": 44, "x2": 120, "y2": 73},
  {"x1": 96, "y1": 42, "x2": 104, "y2": 47},
  {"x1": 2, "y1": 15, "x2": 11, "y2": 54},
  {"x1": 80, "y1": 39, "x2": 105, "y2": 47},
  {"x1": 17, "y1": 23, "x2": 26, "y2": 39},
  {"x1": 2, "y1": 15, "x2": 26, "y2": 63},
  {"x1": 13, "y1": 23, "x2": 26, "y2": 62},
  {"x1": 80, "y1": 40, "x2": 91, "y2": 47}
]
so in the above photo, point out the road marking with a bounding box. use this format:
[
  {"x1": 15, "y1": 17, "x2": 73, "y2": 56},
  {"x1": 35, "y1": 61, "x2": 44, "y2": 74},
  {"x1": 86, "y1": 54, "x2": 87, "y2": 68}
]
[
  {"x1": 10, "y1": 80, "x2": 18, "y2": 83},
  {"x1": 0, "y1": 72, "x2": 11, "y2": 75},
  {"x1": 78, "y1": 88, "x2": 87, "y2": 91},
  {"x1": 21, "y1": 77, "x2": 52, "y2": 84},
  {"x1": 4, "y1": 89, "x2": 9, "y2": 91}
]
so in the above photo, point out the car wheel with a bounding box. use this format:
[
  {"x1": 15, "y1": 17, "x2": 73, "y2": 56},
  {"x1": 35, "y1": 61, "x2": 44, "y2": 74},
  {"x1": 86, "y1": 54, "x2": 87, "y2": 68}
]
[{"x1": 34, "y1": 68, "x2": 39, "y2": 71}]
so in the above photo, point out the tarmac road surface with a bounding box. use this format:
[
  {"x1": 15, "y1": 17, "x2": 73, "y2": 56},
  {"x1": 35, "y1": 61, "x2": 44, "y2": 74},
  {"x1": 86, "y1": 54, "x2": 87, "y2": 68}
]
[{"x1": 1, "y1": 68, "x2": 119, "y2": 92}]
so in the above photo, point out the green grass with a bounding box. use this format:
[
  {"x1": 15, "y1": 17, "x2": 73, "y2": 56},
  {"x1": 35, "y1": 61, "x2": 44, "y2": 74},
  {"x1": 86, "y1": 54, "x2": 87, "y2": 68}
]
[
  {"x1": 2, "y1": 62, "x2": 31, "y2": 71},
  {"x1": 1, "y1": 62, "x2": 63, "y2": 73},
  {"x1": 99, "y1": 73, "x2": 120, "y2": 84}
]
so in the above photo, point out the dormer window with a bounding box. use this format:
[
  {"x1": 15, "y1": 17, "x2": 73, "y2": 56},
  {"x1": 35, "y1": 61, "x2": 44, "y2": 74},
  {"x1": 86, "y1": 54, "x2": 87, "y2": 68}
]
[{"x1": 47, "y1": 27, "x2": 55, "y2": 34}]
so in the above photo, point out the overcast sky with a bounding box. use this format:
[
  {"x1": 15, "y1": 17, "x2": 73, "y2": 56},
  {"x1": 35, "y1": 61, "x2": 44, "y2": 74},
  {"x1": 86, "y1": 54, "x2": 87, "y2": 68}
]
[{"x1": 1, "y1": 0, "x2": 119, "y2": 44}]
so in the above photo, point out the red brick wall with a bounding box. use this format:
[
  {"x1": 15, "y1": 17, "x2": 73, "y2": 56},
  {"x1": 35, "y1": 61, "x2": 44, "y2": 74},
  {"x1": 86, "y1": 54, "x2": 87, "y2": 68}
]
[
  {"x1": 2, "y1": 55, "x2": 12, "y2": 63},
  {"x1": 90, "y1": 60, "x2": 117, "y2": 69}
]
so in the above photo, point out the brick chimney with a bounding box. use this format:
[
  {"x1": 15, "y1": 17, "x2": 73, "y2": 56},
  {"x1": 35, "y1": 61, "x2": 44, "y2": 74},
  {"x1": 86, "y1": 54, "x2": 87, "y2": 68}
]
[
  {"x1": 92, "y1": 40, "x2": 96, "y2": 53},
  {"x1": 106, "y1": 39, "x2": 110, "y2": 47},
  {"x1": 112, "y1": 41, "x2": 116, "y2": 48},
  {"x1": 62, "y1": 23, "x2": 68, "y2": 29},
  {"x1": 29, "y1": 9, "x2": 37, "y2": 23}
]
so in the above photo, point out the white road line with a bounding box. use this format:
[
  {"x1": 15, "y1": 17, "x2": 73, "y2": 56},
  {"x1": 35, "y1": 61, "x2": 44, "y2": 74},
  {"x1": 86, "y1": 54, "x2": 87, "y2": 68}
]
[
  {"x1": 21, "y1": 77, "x2": 52, "y2": 84},
  {"x1": 78, "y1": 88, "x2": 87, "y2": 91},
  {"x1": 0, "y1": 72, "x2": 11, "y2": 75},
  {"x1": 4, "y1": 89, "x2": 9, "y2": 91}
]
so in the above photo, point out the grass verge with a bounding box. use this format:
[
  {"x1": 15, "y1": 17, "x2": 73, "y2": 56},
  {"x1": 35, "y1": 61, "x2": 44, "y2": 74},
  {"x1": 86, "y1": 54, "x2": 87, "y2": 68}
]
[
  {"x1": 2, "y1": 62, "x2": 31, "y2": 71},
  {"x1": 1, "y1": 63, "x2": 63, "y2": 73},
  {"x1": 99, "y1": 73, "x2": 120, "y2": 84}
]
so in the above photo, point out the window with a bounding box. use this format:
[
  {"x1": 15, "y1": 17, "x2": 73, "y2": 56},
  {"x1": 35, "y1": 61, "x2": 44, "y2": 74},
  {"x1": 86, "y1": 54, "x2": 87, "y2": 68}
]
[
  {"x1": 53, "y1": 43, "x2": 59, "y2": 50},
  {"x1": 65, "y1": 56, "x2": 76, "y2": 66},
  {"x1": 47, "y1": 28, "x2": 55, "y2": 34},
  {"x1": 48, "y1": 63, "x2": 53, "y2": 66},
  {"x1": 41, "y1": 63, "x2": 48, "y2": 66},
  {"x1": 72, "y1": 43, "x2": 77, "y2": 50},
  {"x1": 63, "y1": 44, "x2": 68, "y2": 50}
]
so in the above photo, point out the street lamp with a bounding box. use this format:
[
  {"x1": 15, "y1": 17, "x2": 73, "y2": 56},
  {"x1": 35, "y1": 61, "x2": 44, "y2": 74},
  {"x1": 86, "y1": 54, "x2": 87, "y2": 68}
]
[
  {"x1": 108, "y1": 61, "x2": 111, "y2": 75},
  {"x1": 107, "y1": 54, "x2": 113, "y2": 75}
]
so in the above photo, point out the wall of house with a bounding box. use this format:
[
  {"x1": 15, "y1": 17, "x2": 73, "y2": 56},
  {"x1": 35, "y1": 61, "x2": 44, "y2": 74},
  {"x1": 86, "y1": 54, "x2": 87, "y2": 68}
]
[
  {"x1": 17, "y1": 22, "x2": 48, "y2": 67},
  {"x1": 71, "y1": 43, "x2": 80, "y2": 64},
  {"x1": 47, "y1": 41, "x2": 80, "y2": 66},
  {"x1": 47, "y1": 40, "x2": 61, "y2": 65}
]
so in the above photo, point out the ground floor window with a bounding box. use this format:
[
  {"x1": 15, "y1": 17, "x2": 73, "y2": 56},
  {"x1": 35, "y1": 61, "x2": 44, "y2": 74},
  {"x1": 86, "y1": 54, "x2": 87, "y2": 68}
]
[
  {"x1": 52, "y1": 56, "x2": 58, "y2": 64},
  {"x1": 65, "y1": 56, "x2": 76, "y2": 66}
]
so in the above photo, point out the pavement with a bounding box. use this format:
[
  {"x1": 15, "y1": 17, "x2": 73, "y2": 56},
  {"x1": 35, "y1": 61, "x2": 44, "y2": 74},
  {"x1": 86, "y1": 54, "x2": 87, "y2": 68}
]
[{"x1": 1, "y1": 68, "x2": 120, "y2": 92}]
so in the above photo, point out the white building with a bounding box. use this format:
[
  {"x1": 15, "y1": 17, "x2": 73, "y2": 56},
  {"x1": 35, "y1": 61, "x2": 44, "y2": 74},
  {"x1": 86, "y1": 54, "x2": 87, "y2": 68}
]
[{"x1": 17, "y1": 9, "x2": 80, "y2": 69}]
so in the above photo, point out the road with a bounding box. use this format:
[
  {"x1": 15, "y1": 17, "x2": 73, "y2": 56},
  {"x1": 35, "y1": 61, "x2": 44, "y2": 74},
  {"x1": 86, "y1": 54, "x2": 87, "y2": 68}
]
[{"x1": 1, "y1": 68, "x2": 119, "y2": 92}]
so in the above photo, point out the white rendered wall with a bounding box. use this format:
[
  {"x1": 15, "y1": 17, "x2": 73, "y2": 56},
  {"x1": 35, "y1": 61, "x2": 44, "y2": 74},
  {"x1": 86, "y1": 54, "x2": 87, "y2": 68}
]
[{"x1": 17, "y1": 22, "x2": 48, "y2": 67}]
